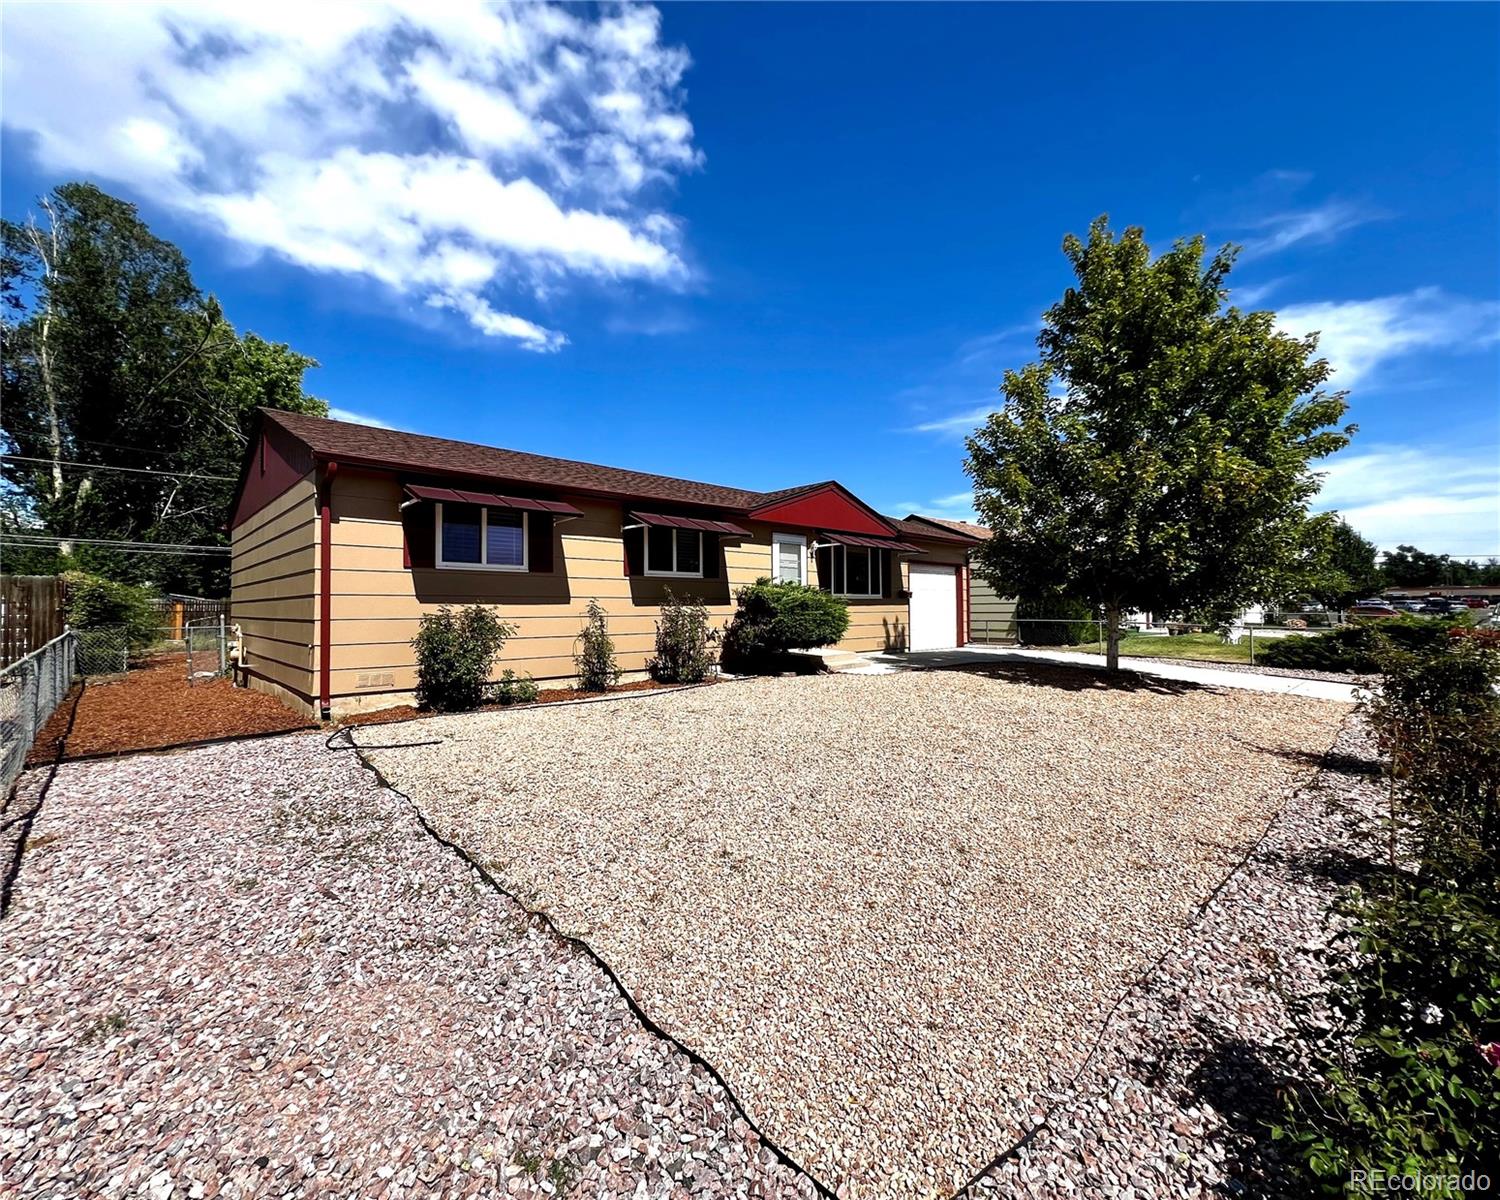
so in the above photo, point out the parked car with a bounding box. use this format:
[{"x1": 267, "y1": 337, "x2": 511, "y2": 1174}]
[
  {"x1": 1349, "y1": 603, "x2": 1401, "y2": 618},
  {"x1": 1418, "y1": 600, "x2": 1465, "y2": 615},
  {"x1": 1462, "y1": 597, "x2": 1492, "y2": 609}
]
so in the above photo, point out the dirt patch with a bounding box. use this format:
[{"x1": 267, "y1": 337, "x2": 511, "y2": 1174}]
[
  {"x1": 339, "y1": 677, "x2": 711, "y2": 727},
  {"x1": 26, "y1": 657, "x2": 313, "y2": 764}
]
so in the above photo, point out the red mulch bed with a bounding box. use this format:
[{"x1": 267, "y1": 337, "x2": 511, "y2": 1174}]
[
  {"x1": 338, "y1": 677, "x2": 707, "y2": 728},
  {"x1": 27, "y1": 655, "x2": 315, "y2": 765}
]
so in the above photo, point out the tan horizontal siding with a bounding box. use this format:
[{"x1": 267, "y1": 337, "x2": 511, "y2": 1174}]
[
  {"x1": 231, "y1": 471, "x2": 317, "y2": 708},
  {"x1": 315, "y1": 469, "x2": 975, "y2": 709}
]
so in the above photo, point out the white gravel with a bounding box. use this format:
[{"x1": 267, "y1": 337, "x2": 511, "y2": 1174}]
[
  {"x1": 358, "y1": 670, "x2": 1348, "y2": 1197},
  {"x1": 1, "y1": 734, "x2": 817, "y2": 1199}
]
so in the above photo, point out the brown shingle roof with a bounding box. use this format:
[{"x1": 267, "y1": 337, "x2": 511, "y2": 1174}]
[
  {"x1": 895, "y1": 514, "x2": 990, "y2": 542},
  {"x1": 264, "y1": 409, "x2": 778, "y2": 511}
]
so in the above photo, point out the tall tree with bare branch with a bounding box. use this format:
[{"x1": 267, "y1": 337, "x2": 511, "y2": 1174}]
[{"x1": 1, "y1": 183, "x2": 326, "y2": 593}]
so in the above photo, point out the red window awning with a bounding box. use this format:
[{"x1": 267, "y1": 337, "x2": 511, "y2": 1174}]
[
  {"x1": 405, "y1": 484, "x2": 582, "y2": 517},
  {"x1": 817, "y1": 531, "x2": 924, "y2": 553},
  {"x1": 628, "y1": 511, "x2": 750, "y2": 537}
]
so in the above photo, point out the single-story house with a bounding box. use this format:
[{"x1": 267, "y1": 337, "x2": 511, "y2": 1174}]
[
  {"x1": 899, "y1": 516, "x2": 1018, "y2": 643},
  {"x1": 229, "y1": 410, "x2": 984, "y2": 717}
]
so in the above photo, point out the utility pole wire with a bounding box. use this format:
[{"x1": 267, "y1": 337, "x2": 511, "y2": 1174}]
[{"x1": 0, "y1": 454, "x2": 236, "y2": 482}]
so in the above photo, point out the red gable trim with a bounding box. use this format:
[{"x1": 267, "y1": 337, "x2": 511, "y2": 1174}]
[
  {"x1": 748, "y1": 483, "x2": 896, "y2": 537},
  {"x1": 230, "y1": 419, "x2": 315, "y2": 529}
]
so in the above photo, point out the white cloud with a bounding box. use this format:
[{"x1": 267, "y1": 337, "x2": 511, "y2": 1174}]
[
  {"x1": 910, "y1": 408, "x2": 993, "y2": 438},
  {"x1": 327, "y1": 407, "x2": 395, "y2": 429},
  {"x1": 1230, "y1": 277, "x2": 1287, "y2": 309},
  {"x1": 1314, "y1": 444, "x2": 1500, "y2": 553},
  {"x1": 1277, "y1": 288, "x2": 1500, "y2": 386},
  {"x1": 1239, "y1": 199, "x2": 1381, "y2": 257},
  {"x1": 891, "y1": 491, "x2": 979, "y2": 523},
  {"x1": 0, "y1": 1, "x2": 700, "y2": 350}
]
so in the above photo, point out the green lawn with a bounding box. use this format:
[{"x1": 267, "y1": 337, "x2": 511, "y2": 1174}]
[{"x1": 1067, "y1": 632, "x2": 1254, "y2": 663}]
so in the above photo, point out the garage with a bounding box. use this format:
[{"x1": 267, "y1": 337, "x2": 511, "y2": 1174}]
[{"x1": 907, "y1": 562, "x2": 959, "y2": 651}]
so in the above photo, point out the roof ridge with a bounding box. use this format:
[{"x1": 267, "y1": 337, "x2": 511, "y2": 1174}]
[{"x1": 264, "y1": 408, "x2": 793, "y2": 505}]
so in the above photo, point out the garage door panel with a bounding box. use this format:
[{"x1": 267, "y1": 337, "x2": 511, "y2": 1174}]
[{"x1": 908, "y1": 564, "x2": 958, "y2": 651}]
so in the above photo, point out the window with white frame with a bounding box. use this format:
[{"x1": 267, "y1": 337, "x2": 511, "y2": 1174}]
[
  {"x1": 823, "y1": 544, "x2": 885, "y2": 598},
  {"x1": 772, "y1": 532, "x2": 806, "y2": 584},
  {"x1": 436, "y1": 503, "x2": 528, "y2": 571},
  {"x1": 646, "y1": 526, "x2": 703, "y2": 577}
]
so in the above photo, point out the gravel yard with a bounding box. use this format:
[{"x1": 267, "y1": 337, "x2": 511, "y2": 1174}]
[
  {"x1": 1, "y1": 735, "x2": 815, "y2": 1199},
  {"x1": 358, "y1": 670, "x2": 1348, "y2": 1197}
]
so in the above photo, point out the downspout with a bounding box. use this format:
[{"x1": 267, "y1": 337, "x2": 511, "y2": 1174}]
[{"x1": 319, "y1": 460, "x2": 339, "y2": 720}]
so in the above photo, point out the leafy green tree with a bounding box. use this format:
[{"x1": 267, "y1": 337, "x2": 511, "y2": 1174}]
[
  {"x1": 1, "y1": 182, "x2": 325, "y2": 594},
  {"x1": 1380, "y1": 544, "x2": 1498, "y2": 589},
  {"x1": 1309, "y1": 518, "x2": 1384, "y2": 608},
  {"x1": 966, "y1": 215, "x2": 1353, "y2": 669}
]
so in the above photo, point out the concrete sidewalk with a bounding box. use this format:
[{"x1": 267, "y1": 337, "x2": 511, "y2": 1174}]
[{"x1": 859, "y1": 644, "x2": 1365, "y2": 703}]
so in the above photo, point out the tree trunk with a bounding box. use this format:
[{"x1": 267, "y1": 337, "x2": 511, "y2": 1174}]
[
  {"x1": 1105, "y1": 602, "x2": 1121, "y2": 671},
  {"x1": 25, "y1": 207, "x2": 67, "y2": 515}
]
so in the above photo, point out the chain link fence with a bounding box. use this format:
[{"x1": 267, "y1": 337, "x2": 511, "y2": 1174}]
[
  {"x1": 1, "y1": 631, "x2": 76, "y2": 797},
  {"x1": 66, "y1": 619, "x2": 231, "y2": 681},
  {"x1": 185, "y1": 616, "x2": 229, "y2": 684}
]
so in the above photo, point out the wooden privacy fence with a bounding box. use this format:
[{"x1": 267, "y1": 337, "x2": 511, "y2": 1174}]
[
  {"x1": 0, "y1": 575, "x2": 64, "y2": 667},
  {"x1": 152, "y1": 595, "x2": 229, "y2": 641}
]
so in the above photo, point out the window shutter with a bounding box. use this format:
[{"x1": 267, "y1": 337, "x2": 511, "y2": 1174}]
[
  {"x1": 701, "y1": 532, "x2": 720, "y2": 577},
  {"x1": 815, "y1": 545, "x2": 832, "y2": 593},
  {"x1": 882, "y1": 549, "x2": 896, "y2": 598},
  {"x1": 623, "y1": 525, "x2": 644, "y2": 576},
  {"x1": 528, "y1": 512, "x2": 554, "y2": 572},
  {"x1": 404, "y1": 503, "x2": 435, "y2": 569}
]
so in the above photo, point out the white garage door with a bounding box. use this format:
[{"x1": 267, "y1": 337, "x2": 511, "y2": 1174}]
[{"x1": 908, "y1": 563, "x2": 958, "y2": 651}]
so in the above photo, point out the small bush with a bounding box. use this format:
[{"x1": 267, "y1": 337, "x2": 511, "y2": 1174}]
[
  {"x1": 1015, "y1": 594, "x2": 1096, "y2": 646},
  {"x1": 720, "y1": 579, "x2": 849, "y2": 673},
  {"x1": 575, "y1": 599, "x2": 619, "y2": 691},
  {"x1": 412, "y1": 605, "x2": 516, "y2": 712},
  {"x1": 647, "y1": 589, "x2": 720, "y2": 683},
  {"x1": 489, "y1": 669, "x2": 539, "y2": 706},
  {"x1": 62, "y1": 571, "x2": 158, "y2": 648}
]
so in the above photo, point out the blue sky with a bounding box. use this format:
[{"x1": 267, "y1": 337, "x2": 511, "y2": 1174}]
[{"x1": 3, "y1": 2, "x2": 1497, "y2": 553}]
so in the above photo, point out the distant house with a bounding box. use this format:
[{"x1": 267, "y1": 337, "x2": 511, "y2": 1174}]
[
  {"x1": 228, "y1": 410, "x2": 982, "y2": 717},
  {"x1": 899, "y1": 515, "x2": 1018, "y2": 643}
]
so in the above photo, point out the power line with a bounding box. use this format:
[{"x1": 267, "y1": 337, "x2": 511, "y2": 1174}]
[
  {"x1": 2, "y1": 533, "x2": 229, "y2": 556},
  {"x1": 0, "y1": 454, "x2": 236, "y2": 482}
]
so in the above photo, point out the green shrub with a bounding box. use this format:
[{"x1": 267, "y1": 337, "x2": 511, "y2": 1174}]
[
  {"x1": 1015, "y1": 594, "x2": 1096, "y2": 646},
  {"x1": 411, "y1": 605, "x2": 516, "y2": 712},
  {"x1": 1261, "y1": 615, "x2": 1456, "y2": 674},
  {"x1": 720, "y1": 579, "x2": 849, "y2": 673},
  {"x1": 647, "y1": 590, "x2": 720, "y2": 683},
  {"x1": 574, "y1": 599, "x2": 619, "y2": 691},
  {"x1": 489, "y1": 669, "x2": 539, "y2": 706},
  {"x1": 62, "y1": 571, "x2": 158, "y2": 649},
  {"x1": 1276, "y1": 636, "x2": 1500, "y2": 1190}
]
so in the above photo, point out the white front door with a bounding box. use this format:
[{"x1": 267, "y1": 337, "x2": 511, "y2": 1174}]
[{"x1": 908, "y1": 563, "x2": 958, "y2": 651}]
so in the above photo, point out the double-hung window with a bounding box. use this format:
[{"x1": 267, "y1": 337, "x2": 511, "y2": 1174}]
[
  {"x1": 436, "y1": 502, "x2": 528, "y2": 571},
  {"x1": 646, "y1": 526, "x2": 703, "y2": 577},
  {"x1": 772, "y1": 532, "x2": 807, "y2": 584},
  {"x1": 825, "y1": 544, "x2": 884, "y2": 598}
]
